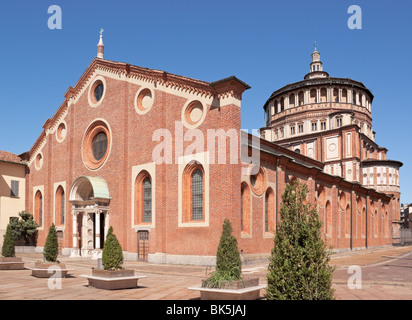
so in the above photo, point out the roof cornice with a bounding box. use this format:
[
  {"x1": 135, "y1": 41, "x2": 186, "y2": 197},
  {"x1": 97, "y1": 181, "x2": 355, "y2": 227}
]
[{"x1": 263, "y1": 77, "x2": 374, "y2": 110}]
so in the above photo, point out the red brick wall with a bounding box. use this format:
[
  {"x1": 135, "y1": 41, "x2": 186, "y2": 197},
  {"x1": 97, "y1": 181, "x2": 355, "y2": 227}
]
[{"x1": 26, "y1": 70, "x2": 244, "y2": 258}]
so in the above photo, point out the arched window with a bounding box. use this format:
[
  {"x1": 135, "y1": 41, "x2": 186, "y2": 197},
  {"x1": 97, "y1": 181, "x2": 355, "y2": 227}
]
[
  {"x1": 298, "y1": 91, "x2": 304, "y2": 105},
  {"x1": 385, "y1": 211, "x2": 388, "y2": 238},
  {"x1": 241, "y1": 182, "x2": 251, "y2": 234},
  {"x1": 341, "y1": 89, "x2": 348, "y2": 103},
  {"x1": 55, "y1": 186, "x2": 65, "y2": 226},
  {"x1": 374, "y1": 210, "x2": 378, "y2": 237},
  {"x1": 143, "y1": 178, "x2": 152, "y2": 223},
  {"x1": 339, "y1": 191, "x2": 346, "y2": 211},
  {"x1": 280, "y1": 98, "x2": 285, "y2": 112},
  {"x1": 362, "y1": 207, "x2": 366, "y2": 237},
  {"x1": 265, "y1": 188, "x2": 275, "y2": 233},
  {"x1": 135, "y1": 171, "x2": 152, "y2": 224},
  {"x1": 34, "y1": 190, "x2": 43, "y2": 227},
  {"x1": 346, "y1": 204, "x2": 351, "y2": 237},
  {"x1": 317, "y1": 185, "x2": 326, "y2": 207},
  {"x1": 326, "y1": 201, "x2": 332, "y2": 237},
  {"x1": 183, "y1": 162, "x2": 205, "y2": 223},
  {"x1": 380, "y1": 204, "x2": 385, "y2": 238},
  {"x1": 310, "y1": 89, "x2": 317, "y2": 103},
  {"x1": 320, "y1": 88, "x2": 327, "y2": 102},
  {"x1": 333, "y1": 88, "x2": 339, "y2": 102},
  {"x1": 192, "y1": 169, "x2": 203, "y2": 221},
  {"x1": 289, "y1": 93, "x2": 295, "y2": 108}
]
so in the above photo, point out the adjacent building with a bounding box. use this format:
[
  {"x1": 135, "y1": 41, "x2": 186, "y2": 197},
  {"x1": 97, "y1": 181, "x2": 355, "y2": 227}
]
[{"x1": 0, "y1": 151, "x2": 26, "y2": 245}]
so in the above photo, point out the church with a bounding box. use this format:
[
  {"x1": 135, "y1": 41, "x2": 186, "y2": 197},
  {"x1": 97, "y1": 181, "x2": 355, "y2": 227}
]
[{"x1": 0, "y1": 34, "x2": 402, "y2": 265}]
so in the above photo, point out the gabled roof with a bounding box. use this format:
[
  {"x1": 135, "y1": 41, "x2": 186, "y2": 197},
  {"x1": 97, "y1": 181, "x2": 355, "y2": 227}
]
[{"x1": 27, "y1": 58, "x2": 251, "y2": 162}]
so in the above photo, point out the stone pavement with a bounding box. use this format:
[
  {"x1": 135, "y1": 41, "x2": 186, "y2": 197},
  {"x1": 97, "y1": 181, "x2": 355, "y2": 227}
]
[{"x1": 0, "y1": 245, "x2": 411, "y2": 300}]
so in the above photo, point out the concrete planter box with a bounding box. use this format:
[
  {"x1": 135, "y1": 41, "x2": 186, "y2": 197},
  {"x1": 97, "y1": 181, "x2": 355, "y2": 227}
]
[
  {"x1": 92, "y1": 269, "x2": 135, "y2": 278},
  {"x1": 81, "y1": 269, "x2": 147, "y2": 290},
  {"x1": 0, "y1": 257, "x2": 25, "y2": 270},
  {"x1": 28, "y1": 262, "x2": 73, "y2": 278},
  {"x1": 14, "y1": 246, "x2": 36, "y2": 253},
  {"x1": 189, "y1": 277, "x2": 266, "y2": 300}
]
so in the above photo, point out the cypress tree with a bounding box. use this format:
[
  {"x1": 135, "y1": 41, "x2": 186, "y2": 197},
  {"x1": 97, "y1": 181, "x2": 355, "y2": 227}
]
[
  {"x1": 102, "y1": 227, "x2": 123, "y2": 271},
  {"x1": 43, "y1": 224, "x2": 59, "y2": 263},
  {"x1": 203, "y1": 218, "x2": 242, "y2": 288},
  {"x1": 2, "y1": 224, "x2": 15, "y2": 258},
  {"x1": 266, "y1": 180, "x2": 335, "y2": 300},
  {"x1": 216, "y1": 218, "x2": 242, "y2": 279}
]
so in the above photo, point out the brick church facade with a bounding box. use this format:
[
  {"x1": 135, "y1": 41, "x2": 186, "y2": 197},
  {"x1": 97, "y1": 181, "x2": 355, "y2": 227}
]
[{"x1": 4, "y1": 35, "x2": 402, "y2": 265}]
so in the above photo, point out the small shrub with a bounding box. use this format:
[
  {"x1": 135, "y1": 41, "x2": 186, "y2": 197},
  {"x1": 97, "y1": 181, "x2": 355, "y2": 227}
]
[
  {"x1": 9, "y1": 211, "x2": 39, "y2": 245},
  {"x1": 102, "y1": 227, "x2": 123, "y2": 271},
  {"x1": 2, "y1": 224, "x2": 15, "y2": 258},
  {"x1": 43, "y1": 224, "x2": 59, "y2": 263},
  {"x1": 202, "y1": 219, "x2": 242, "y2": 288}
]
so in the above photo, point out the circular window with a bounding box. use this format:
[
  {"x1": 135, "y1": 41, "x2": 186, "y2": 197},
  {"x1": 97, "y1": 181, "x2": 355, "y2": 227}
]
[
  {"x1": 182, "y1": 100, "x2": 206, "y2": 129},
  {"x1": 249, "y1": 166, "x2": 266, "y2": 196},
  {"x1": 94, "y1": 83, "x2": 104, "y2": 102},
  {"x1": 135, "y1": 88, "x2": 154, "y2": 114},
  {"x1": 56, "y1": 122, "x2": 67, "y2": 143},
  {"x1": 250, "y1": 174, "x2": 257, "y2": 187},
  {"x1": 82, "y1": 120, "x2": 111, "y2": 170},
  {"x1": 35, "y1": 152, "x2": 43, "y2": 170},
  {"x1": 92, "y1": 132, "x2": 108, "y2": 161},
  {"x1": 88, "y1": 76, "x2": 106, "y2": 108},
  {"x1": 188, "y1": 104, "x2": 203, "y2": 124}
]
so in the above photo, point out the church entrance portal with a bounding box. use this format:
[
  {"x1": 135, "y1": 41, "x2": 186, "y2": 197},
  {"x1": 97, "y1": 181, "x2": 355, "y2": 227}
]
[{"x1": 68, "y1": 176, "x2": 111, "y2": 259}]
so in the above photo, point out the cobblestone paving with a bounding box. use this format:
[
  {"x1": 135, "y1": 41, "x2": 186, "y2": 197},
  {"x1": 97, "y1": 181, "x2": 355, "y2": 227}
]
[{"x1": 0, "y1": 245, "x2": 411, "y2": 300}]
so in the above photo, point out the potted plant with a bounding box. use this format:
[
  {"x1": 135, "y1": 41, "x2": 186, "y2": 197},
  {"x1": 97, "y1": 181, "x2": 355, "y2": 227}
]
[
  {"x1": 82, "y1": 227, "x2": 146, "y2": 290},
  {"x1": 0, "y1": 224, "x2": 25, "y2": 270},
  {"x1": 189, "y1": 219, "x2": 265, "y2": 300},
  {"x1": 30, "y1": 224, "x2": 71, "y2": 278}
]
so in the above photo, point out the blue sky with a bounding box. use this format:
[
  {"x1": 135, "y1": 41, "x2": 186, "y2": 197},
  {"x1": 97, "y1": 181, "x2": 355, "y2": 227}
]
[{"x1": 0, "y1": 0, "x2": 411, "y2": 202}]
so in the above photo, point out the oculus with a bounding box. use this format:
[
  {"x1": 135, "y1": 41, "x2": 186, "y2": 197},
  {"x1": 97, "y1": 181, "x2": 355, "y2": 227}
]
[
  {"x1": 249, "y1": 166, "x2": 266, "y2": 196},
  {"x1": 88, "y1": 76, "x2": 107, "y2": 108},
  {"x1": 82, "y1": 120, "x2": 111, "y2": 170},
  {"x1": 135, "y1": 88, "x2": 154, "y2": 114},
  {"x1": 56, "y1": 122, "x2": 67, "y2": 142},
  {"x1": 182, "y1": 100, "x2": 206, "y2": 129}
]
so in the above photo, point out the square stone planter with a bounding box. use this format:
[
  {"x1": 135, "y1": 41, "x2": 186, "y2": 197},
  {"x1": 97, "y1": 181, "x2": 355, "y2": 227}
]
[
  {"x1": 189, "y1": 277, "x2": 266, "y2": 300},
  {"x1": 80, "y1": 269, "x2": 147, "y2": 290},
  {"x1": 0, "y1": 257, "x2": 25, "y2": 270},
  {"x1": 28, "y1": 262, "x2": 73, "y2": 278}
]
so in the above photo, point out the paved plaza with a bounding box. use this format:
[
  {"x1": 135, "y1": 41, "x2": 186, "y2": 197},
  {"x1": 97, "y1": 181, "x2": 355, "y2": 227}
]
[{"x1": 0, "y1": 245, "x2": 411, "y2": 300}]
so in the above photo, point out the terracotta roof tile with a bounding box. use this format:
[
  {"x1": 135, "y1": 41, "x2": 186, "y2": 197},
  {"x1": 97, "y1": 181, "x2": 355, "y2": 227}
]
[{"x1": 0, "y1": 151, "x2": 23, "y2": 165}]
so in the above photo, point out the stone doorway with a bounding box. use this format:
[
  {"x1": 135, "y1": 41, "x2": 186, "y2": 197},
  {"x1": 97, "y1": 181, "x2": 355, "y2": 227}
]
[{"x1": 68, "y1": 176, "x2": 111, "y2": 259}]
